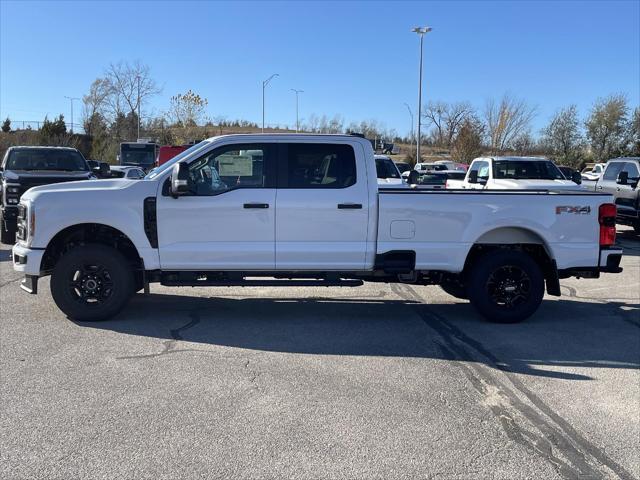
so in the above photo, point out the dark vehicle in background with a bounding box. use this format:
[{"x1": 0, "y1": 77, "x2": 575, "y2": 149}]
[
  {"x1": 394, "y1": 162, "x2": 411, "y2": 175},
  {"x1": 119, "y1": 142, "x2": 158, "y2": 171},
  {"x1": 86, "y1": 159, "x2": 111, "y2": 178},
  {"x1": 107, "y1": 165, "x2": 146, "y2": 179},
  {"x1": 557, "y1": 165, "x2": 580, "y2": 180},
  {"x1": 417, "y1": 172, "x2": 447, "y2": 189},
  {"x1": 0, "y1": 146, "x2": 94, "y2": 244},
  {"x1": 595, "y1": 157, "x2": 640, "y2": 234}
]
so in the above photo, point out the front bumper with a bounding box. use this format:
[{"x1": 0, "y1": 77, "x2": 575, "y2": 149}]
[
  {"x1": 1, "y1": 206, "x2": 18, "y2": 229},
  {"x1": 12, "y1": 243, "x2": 45, "y2": 277}
]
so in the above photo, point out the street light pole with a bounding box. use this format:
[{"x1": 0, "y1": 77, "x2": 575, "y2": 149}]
[
  {"x1": 262, "y1": 73, "x2": 279, "y2": 133},
  {"x1": 290, "y1": 89, "x2": 304, "y2": 132},
  {"x1": 412, "y1": 26, "x2": 432, "y2": 163},
  {"x1": 403, "y1": 102, "x2": 414, "y2": 156},
  {"x1": 64, "y1": 96, "x2": 80, "y2": 134},
  {"x1": 136, "y1": 75, "x2": 141, "y2": 140}
]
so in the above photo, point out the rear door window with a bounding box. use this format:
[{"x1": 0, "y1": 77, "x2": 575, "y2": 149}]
[
  {"x1": 622, "y1": 162, "x2": 640, "y2": 180},
  {"x1": 281, "y1": 143, "x2": 357, "y2": 188}
]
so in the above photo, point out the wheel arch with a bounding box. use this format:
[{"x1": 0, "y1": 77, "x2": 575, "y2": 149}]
[
  {"x1": 464, "y1": 227, "x2": 560, "y2": 296},
  {"x1": 41, "y1": 223, "x2": 143, "y2": 273}
]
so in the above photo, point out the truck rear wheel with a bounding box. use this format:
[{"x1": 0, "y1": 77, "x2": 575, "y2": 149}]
[
  {"x1": 51, "y1": 244, "x2": 134, "y2": 322},
  {"x1": 468, "y1": 250, "x2": 544, "y2": 323}
]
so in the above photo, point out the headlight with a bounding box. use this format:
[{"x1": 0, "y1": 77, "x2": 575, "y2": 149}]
[
  {"x1": 16, "y1": 203, "x2": 33, "y2": 244},
  {"x1": 2, "y1": 182, "x2": 21, "y2": 205}
]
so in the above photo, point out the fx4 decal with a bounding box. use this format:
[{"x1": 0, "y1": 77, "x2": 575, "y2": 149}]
[{"x1": 556, "y1": 206, "x2": 591, "y2": 215}]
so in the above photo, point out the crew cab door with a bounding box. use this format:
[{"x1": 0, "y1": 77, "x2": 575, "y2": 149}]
[
  {"x1": 615, "y1": 161, "x2": 640, "y2": 214},
  {"x1": 596, "y1": 162, "x2": 624, "y2": 196},
  {"x1": 275, "y1": 142, "x2": 370, "y2": 270},
  {"x1": 156, "y1": 143, "x2": 277, "y2": 270},
  {"x1": 464, "y1": 159, "x2": 490, "y2": 189}
]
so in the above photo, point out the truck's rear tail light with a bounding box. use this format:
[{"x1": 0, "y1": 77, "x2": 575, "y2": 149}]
[{"x1": 598, "y1": 203, "x2": 616, "y2": 246}]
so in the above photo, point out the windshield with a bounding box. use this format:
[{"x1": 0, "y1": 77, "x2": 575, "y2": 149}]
[
  {"x1": 5, "y1": 149, "x2": 89, "y2": 171},
  {"x1": 120, "y1": 144, "x2": 156, "y2": 166},
  {"x1": 493, "y1": 160, "x2": 564, "y2": 180},
  {"x1": 375, "y1": 157, "x2": 400, "y2": 179},
  {"x1": 145, "y1": 141, "x2": 210, "y2": 179}
]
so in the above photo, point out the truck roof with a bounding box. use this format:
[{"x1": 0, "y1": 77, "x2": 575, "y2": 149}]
[
  {"x1": 202, "y1": 133, "x2": 374, "y2": 143},
  {"x1": 475, "y1": 156, "x2": 552, "y2": 162},
  {"x1": 8, "y1": 146, "x2": 79, "y2": 151}
]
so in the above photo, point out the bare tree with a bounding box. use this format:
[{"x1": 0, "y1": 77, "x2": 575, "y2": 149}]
[
  {"x1": 484, "y1": 94, "x2": 536, "y2": 154},
  {"x1": 422, "y1": 101, "x2": 475, "y2": 147},
  {"x1": 169, "y1": 89, "x2": 209, "y2": 126},
  {"x1": 104, "y1": 61, "x2": 160, "y2": 130},
  {"x1": 451, "y1": 118, "x2": 484, "y2": 163},
  {"x1": 541, "y1": 105, "x2": 583, "y2": 167},
  {"x1": 422, "y1": 101, "x2": 448, "y2": 146},
  {"x1": 585, "y1": 94, "x2": 629, "y2": 160},
  {"x1": 628, "y1": 106, "x2": 640, "y2": 156},
  {"x1": 82, "y1": 78, "x2": 110, "y2": 136}
]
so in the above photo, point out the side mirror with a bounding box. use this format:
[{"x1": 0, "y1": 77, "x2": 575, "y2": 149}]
[
  {"x1": 468, "y1": 170, "x2": 479, "y2": 184},
  {"x1": 408, "y1": 170, "x2": 420, "y2": 185},
  {"x1": 170, "y1": 162, "x2": 190, "y2": 197},
  {"x1": 571, "y1": 171, "x2": 582, "y2": 185},
  {"x1": 616, "y1": 171, "x2": 629, "y2": 185},
  {"x1": 99, "y1": 162, "x2": 110, "y2": 177}
]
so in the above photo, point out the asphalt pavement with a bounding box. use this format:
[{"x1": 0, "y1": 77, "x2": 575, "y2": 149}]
[{"x1": 1, "y1": 228, "x2": 638, "y2": 479}]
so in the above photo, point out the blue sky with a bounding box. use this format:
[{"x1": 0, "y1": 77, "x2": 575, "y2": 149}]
[{"x1": 1, "y1": 0, "x2": 638, "y2": 136}]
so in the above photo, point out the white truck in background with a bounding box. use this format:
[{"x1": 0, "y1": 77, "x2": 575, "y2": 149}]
[
  {"x1": 12, "y1": 134, "x2": 622, "y2": 324},
  {"x1": 459, "y1": 156, "x2": 584, "y2": 190}
]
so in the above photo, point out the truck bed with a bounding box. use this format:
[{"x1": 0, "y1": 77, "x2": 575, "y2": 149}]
[{"x1": 376, "y1": 188, "x2": 612, "y2": 272}]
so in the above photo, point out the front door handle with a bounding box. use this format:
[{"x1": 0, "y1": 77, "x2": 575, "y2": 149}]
[
  {"x1": 337, "y1": 203, "x2": 363, "y2": 209},
  {"x1": 244, "y1": 203, "x2": 269, "y2": 209}
]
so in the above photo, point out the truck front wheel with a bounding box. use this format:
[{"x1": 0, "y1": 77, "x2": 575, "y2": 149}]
[
  {"x1": 468, "y1": 250, "x2": 544, "y2": 323},
  {"x1": 51, "y1": 244, "x2": 134, "y2": 322}
]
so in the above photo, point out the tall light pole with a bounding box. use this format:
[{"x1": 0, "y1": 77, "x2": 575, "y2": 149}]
[
  {"x1": 403, "y1": 102, "x2": 414, "y2": 156},
  {"x1": 262, "y1": 73, "x2": 279, "y2": 133},
  {"x1": 412, "y1": 26, "x2": 432, "y2": 162},
  {"x1": 136, "y1": 74, "x2": 141, "y2": 139},
  {"x1": 64, "y1": 96, "x2": 80, "y2": 134},
  {"x1": 290, "y1": 89, "x2": 303, "y2": 133}
]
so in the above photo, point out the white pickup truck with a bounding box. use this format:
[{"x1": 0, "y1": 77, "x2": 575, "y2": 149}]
[
  {"x1": 458, "y1": 156, "x2": 584, "y2": 190},
  {"x1": 12, "y1": 134, "x2": 622, "y2": 324}
]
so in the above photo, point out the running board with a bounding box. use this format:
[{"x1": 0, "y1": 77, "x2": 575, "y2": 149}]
[{"x1": 160, "y1": 274, "x2": 363, "y2": 288}]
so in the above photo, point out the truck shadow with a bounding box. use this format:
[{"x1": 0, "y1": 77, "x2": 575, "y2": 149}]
[
  {"x1": 617, "y1": 229, "x2": 640, "y2": 257},
  {"x1": 78, "y1": 293, "x2": 640, "y2": 381},
  {"x1": 0, "y1": 245, "x2": 12, "y2": 263}
]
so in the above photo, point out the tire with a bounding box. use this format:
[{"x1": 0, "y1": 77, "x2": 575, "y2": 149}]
[
  {"x1": 0, "y1": 218, "x2": 16, "y2": 245},
  {"x1": 440, "y1": 277, "x2": 468, "y2": 300},
  {"x1": 51, "y1": 244, "x2": 134, "y2": 322},
  {"x1": 468, "y1": 250, "x2": 544, "y2": 324}
]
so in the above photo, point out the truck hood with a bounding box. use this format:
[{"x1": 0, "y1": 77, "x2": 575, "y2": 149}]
[
  {"x1": 491, "y1": 179, "x2": 583, "y2": 190},
  {"x1": 21, "y1": 179, "x2": 140, "y2": 202},
  {"x1": 2, "y1": 170, "x2": 93, "y2": 182}
]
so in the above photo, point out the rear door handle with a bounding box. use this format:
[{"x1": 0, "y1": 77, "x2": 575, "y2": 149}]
[
  {"x1": 337, "y1": 203, "x2": 363, "y2": 209},
  {"x1": 243, "y1": 203, "x2": 269, "y2": 209}
]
